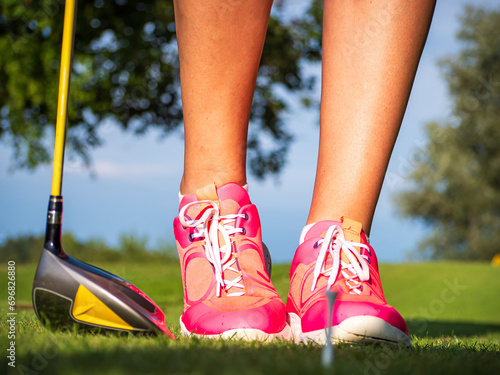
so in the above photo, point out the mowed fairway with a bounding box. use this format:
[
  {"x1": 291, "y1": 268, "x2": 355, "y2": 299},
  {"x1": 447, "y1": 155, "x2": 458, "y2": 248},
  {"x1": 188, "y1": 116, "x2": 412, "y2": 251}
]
[{"x1": 1, "y1": 261, "x2": 499, "y2": 375}]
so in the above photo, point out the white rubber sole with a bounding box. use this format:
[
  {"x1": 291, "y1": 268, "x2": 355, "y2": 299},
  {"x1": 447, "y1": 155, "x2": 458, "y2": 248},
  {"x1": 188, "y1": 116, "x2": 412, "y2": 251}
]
[
  {"x1": 287, "y1": 313, "x2": 411, "y2": 346},
  {"x1": 180, "y1": 317, "x2": 292, "y2": 342}
]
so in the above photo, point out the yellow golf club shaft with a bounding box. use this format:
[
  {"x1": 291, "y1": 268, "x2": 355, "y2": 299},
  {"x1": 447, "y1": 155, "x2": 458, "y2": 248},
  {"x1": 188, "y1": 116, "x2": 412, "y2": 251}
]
[{"x1": 51, "y1": 0, "x2": 77, "y2": 196}]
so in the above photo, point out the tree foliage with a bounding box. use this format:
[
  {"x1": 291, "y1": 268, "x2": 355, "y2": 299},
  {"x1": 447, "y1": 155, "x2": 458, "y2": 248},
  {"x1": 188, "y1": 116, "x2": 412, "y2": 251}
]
[
  {"x1": 395, "y1": 6, "x2": 500, "y2": 260},
  {"x1": 0, "y1": 0, "x2": 323, "y2": 179}
]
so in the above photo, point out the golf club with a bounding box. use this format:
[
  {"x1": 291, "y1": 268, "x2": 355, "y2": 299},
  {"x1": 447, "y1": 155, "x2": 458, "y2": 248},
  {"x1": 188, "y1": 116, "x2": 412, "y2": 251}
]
[{"x1": 32, "y1": 0, "x2": 174, "y2": 337}]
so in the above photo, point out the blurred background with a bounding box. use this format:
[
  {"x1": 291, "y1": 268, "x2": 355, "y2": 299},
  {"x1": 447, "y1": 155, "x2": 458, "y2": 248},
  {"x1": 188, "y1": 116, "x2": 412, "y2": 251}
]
[{"x1": 1, "y1": 0, "x2": 499, "y2": 264}]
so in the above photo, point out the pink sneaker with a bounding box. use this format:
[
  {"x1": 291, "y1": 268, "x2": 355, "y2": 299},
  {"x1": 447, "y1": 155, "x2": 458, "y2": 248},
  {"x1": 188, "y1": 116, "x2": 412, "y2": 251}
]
[
  {"x1": 286, "y1": 217, "x2": 410, "y2": 345},
  {"x1": 174, "y1": 182, "x2": 290, "y2": 340}
]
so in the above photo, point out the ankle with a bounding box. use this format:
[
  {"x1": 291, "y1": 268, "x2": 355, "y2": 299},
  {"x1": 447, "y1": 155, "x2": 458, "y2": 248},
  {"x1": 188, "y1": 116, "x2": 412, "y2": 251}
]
[
  {"x1": 306, "y1": 214, "x2": 373, "y2": 237},
  {"x1": 180, "y1": 173, "x2": 247, "y2": 196}
]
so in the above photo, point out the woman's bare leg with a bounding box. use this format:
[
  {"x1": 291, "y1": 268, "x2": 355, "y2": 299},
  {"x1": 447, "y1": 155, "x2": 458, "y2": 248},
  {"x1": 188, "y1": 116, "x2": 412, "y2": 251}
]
[
  {"x1": 174, "y1": 0, "x2": 273, "y2": 195},
  {"x1": 307, "y1": 0, "x2": 436, "y2": 234}
]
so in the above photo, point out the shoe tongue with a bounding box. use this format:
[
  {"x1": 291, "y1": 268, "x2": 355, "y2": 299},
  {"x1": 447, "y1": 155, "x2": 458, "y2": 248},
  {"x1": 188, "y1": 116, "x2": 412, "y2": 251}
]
[
  {"x1": 340, "y1": 216, "x2": 362, "y2": 264},
  {"x1": 341, "y1": 217, "x2": 362, "y2": 244},
  {"x1": 195, "y1": 182, "x2": 251, "y2": 217},
  {"x1": 180, "y1": 182, "x2": 250, "y2": 220},
  {"x1": 195, "y1": 183, "x2": 248, "y2": 296},
  {"x1": 196, "y1": 183, "x2": 221, "y2": 211}
]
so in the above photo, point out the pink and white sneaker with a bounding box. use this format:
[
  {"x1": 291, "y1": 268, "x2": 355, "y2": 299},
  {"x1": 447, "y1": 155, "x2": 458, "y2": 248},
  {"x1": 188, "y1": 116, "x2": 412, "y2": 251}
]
[
  {"x1": 286, "y1": 217, "x2": 410, "y2": 345},
  {"x1": 173, "y1": 182, "x2": 290, "y2": 341}
]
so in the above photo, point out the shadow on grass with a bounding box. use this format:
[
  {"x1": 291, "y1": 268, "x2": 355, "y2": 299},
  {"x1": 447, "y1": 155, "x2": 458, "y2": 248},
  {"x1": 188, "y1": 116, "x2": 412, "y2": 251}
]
[
  {"x1": 408, "y1": 319, "x2": 500, "y2": 338},
  {"x1": 5, "y1": 337, "x2": 499, "y2": 375}
]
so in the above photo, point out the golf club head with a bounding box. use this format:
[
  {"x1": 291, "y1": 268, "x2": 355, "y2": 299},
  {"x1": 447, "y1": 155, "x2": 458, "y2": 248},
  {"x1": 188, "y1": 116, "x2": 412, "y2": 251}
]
[{"x1": 32, "y1": 196, "x2": 175, "y2": 338}]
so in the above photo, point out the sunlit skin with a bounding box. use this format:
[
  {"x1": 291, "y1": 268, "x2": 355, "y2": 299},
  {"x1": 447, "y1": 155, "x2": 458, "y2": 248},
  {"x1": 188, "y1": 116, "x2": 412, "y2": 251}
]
[
  {"x1": 174, "y1": 0, "x2": 273, "y2": 195},
  {"x1": 308, "y1": 0, "x2": 436, "y2": 234},
  {"x1": 174, "y1": 0, "x2": 435, "y2": 236}
]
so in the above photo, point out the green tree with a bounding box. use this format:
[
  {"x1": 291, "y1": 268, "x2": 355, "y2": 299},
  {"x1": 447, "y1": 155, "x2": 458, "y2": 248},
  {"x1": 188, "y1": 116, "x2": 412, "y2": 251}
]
[
  {"x1": 395, "y1": 6, "x2": 500, "y2": 261},
  {"x1": 0, "y1": 0, "x2": 322, "y2": 179}
]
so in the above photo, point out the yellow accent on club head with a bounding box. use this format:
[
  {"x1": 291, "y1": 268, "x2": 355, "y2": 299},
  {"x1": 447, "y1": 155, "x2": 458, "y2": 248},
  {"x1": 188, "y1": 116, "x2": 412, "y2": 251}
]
[{"x1": 72, "y1": 284, "x2": 133, "y2": 330}]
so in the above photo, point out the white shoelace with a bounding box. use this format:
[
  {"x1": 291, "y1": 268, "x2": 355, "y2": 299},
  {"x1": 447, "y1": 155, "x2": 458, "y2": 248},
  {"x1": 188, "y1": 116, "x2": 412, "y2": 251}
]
[
  {"x1": 310, "y1": 225, "x2": 371, "y2": 295},
  {"x1": 179, "y1": 200, "x2": 246, "y2": 297}
]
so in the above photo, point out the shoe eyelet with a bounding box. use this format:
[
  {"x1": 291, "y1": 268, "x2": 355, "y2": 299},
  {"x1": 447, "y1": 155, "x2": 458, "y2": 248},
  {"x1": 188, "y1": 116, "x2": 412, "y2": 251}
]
[
  {"x1": 243, "y1": 213, "x2": 249, "y2": 221},
  {"x1": 188, "y1": 233, "x2": 195, "y2": 242},
  {"x1": 313, "y1": 241, "x2": 320, "y2": 249},
  {"x1": 367, "y1": 257, "x2": 371, "y2": 265},
  {"x1": 182, "y1": 225, "x2": 186, "y2": 230},
  {"x1": 241, "y1": 228, "x2": 246, "y2": 235}
]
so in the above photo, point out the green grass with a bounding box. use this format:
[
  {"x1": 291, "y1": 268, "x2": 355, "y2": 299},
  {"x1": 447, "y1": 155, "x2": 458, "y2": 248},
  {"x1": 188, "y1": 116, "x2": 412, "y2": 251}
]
[{"x1": 1, "y1": 261, "x2": 499, "y2": 374}]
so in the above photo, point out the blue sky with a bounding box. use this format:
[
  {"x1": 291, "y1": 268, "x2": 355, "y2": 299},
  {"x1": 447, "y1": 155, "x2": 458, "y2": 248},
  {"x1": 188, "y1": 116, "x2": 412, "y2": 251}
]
[{"x1": 1, "y1": 0, "x2": 495, "y2": 263}]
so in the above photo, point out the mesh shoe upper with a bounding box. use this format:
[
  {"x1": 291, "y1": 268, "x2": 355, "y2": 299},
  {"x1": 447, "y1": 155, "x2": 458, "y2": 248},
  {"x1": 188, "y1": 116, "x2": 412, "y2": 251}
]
[
  {"x1": 174, "y1": 183, "x2": 286, "y2": 335},
  {"x1": 287, "y1": 218, "x2": 409, "y2": 338}
]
